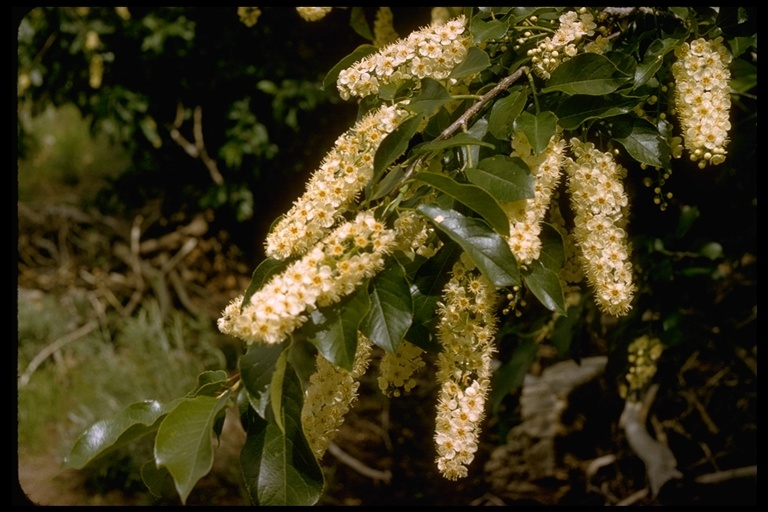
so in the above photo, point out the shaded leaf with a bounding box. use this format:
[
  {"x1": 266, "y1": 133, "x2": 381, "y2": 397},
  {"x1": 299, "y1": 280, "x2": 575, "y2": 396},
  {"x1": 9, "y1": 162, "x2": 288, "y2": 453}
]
[
  {"x1": 241, "y1": 258, "x2": 291, "y2": 310},
  {"x1": 465, "y1": 155, "x2": 534, "y2": 203},
  {"x1": 349, "y1": 7, "x2": 373, "y2": 41},
  {"x1": 417, "y1": 204, "x2": 520, "y2": 287},
  {"x1": 302, "y1": 287, "x2": 370, "y2": 371},
  {"x1": 522, "y1": 260, "x2": 566, "y2": 314},
  {"x1": 543, "y1": 53, "x2": 631, "y2": 95},
  {"x1": 141, "y1": 460, "x2": 176, "y2": 499},
  {"x1": 407, "y1": 78, "x2": 453, "y2": 116},
  {"x1": 374, "y1": 114, "x2": 423, "y2": 177},
  {"x1": 488, "y1": 87, "x2": 528, "y2": 139},
  {"x1": 240, "y1": 364, "x2": 324, "y2": 506},
  {"x1": 556, "y1": 93, "x2": 643, "y2": 130},
  {"x1": 187, "y1": 370, "x2": 229, "y2": 398},
  {"x1": 361, "y1": 261, "x2": 413, "y2": 354},
  {"x1": 538, "y1": 223, "x2": 565, "y2": 271},
  {"x1": 415, "y1": 171, "x2": 509, "y2": 236},
  {"x1": 514, "y1": 110, "x2": 558, "y2": 155},
  {"x1": 489, "y1": 338, "x2": 538, "y2": 414},
  {"x1": 239, "y1": 343, "x2": 285, "y2": 418},
  {"x1": 607, "y1": 116, "x2": 670, "y2": 168},
  {"x1": 154, "y1": 393, "x2": 232, "y2": 504},
  {"x1": 64, "y1": 399, "x2": 183, "y2": 470},
  {"x1": 412, "y1": 132, "x2": 495, "y2": 155},
  {"x1": 635, "y1": 38, "x2": 680, "y2": 88},
  {"x1": 469, "y1": 18, "x2": 508, "y2": 45},
  {"x1": 449, "y1": 46, "x2": 492, "y2": 79}
]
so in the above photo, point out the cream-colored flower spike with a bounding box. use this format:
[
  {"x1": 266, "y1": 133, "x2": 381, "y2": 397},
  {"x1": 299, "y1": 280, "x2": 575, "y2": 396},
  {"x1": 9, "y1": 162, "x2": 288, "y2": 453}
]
[
  {"x1": 433, "y1": 257, "x2": 499, "y2": 480},
  {"x1": 219, "y1": 212, "x2": 396, "y2": 345},
  {"x1": 528, "y1": 9, "x2": 597, "y2": 79},
  {"x1": 671, "y1": 37, "x2": 732, "y2": 168},
  {"x1": 337, "y1": 16, "x2": 470, "y2": 101},
  {"x1": 565, "y1": 138, "x2": 634, "y2": 316},
  {"x1": 264, "y1": 104, "x2": 409, "y2": 260}
]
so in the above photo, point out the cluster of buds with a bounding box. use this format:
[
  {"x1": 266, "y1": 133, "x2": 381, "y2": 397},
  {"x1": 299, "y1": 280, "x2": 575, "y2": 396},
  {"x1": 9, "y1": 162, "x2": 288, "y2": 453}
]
[{"x1": 623, "y1": 335, "x2": 664, "y2": 398}]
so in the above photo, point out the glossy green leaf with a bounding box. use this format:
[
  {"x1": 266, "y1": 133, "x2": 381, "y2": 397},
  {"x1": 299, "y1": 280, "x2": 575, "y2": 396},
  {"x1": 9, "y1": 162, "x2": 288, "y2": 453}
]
[
  {"x1": 374, "y1": 114, "x2": 423, "y2": 177},
  {"x1": 449, "y1": 46, "x2": 492, "y2": 79},
  {"x1": 607, "y1": 116, "x2": 670, "y2": 168},
  {"x1": 141, "y1": 460, "x2": 176, "y2": 499},
  {"x1": 469, "y1": 18, "x2": 509, "y2": 45},
  {"x1": 417, "y1": 204, "x2": 520, "y2": 287},
  {"x1": 187, "y1": 370, "x2": 229, "y2": 398},
  {"x1": 522, "y1": 259, "x2": 566, "y2": 314},
  {"x1": 489, "y1": 338, "x2": 538, "y2": 414},
  {"x1": 542, "y1": 53, "x2": 631, "y2": 96},
  {"x1": 465, "y1": 155, "x2": 534, "y2": 203},
  {"x1": 634, "y1": 38, "x2": 680, "y2": 88},
  {"x1": 537, "y1": 223, "x2": 565, "y2": 271},
  {"x1": 415, "y1": 172, "x2": 509, "y2": 236},
  {"x1": 729, "y1": 35, "x2": 757, "y2": 59},
  {"x1": 361, "y1": 261, "x2": 413, "y2": 354},
  {"x1": 241, "y1": 257, "x2": 291, "y2": 310},
  {"x1": 488, "y1": 87, "x2": 528, "y2": 140},
  {"x1": 302, "y1": 286, "x2": 370, "y2": 371},
  {"x1": 154, "y1": 393, "x2": 232, "y2": 504},
  {"x1": 240, "y1": 364, "x2": 324, "y2": 506},
  {"x1": 269, "y1": 350, "x2": 289, "y2": 433},
  {"x1": 513, "y1": 110, "x2": 558, "y2": 155},
  {"x1": 406, "y1": 78, "x2": 453, "y2": 116},
  {"x1": 239, "y1": 343, "x2": 285, "y2": 418},
  {"x1": 556, "y1": 93, "x2": 643, "y2": 130},
  {"x1": 322, "y1": 44, "x2": 378, "y2": 91},
  {"x1": 63, "y1": 399, "x2": 183, "y2": 470},
  {"x1": 412, "y1": 132, "x2": 495, "y2": 155}
]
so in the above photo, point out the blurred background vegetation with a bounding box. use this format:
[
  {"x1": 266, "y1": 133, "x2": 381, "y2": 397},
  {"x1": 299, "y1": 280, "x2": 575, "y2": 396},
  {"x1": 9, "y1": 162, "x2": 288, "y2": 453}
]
[{"x1": 16, "y1": 6, "x2": 755, "y2": 506}]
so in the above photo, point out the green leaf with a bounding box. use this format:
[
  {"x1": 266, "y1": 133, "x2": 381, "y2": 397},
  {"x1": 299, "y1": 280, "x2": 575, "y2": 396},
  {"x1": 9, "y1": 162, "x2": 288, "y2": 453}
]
[
  {"x1": 322, "y1": 44, "x2": 378, "y2": 91},
  {"x1": 489, "y1": 338, "x2": 538, "y2": 414},
  {"x1": 488, "y1": 87, "x2": 528, "y2": 140},
  {"x1": 417, "y1": 204, "x2": 520, "y2": 287},
  {"x1": 634, "y1": 38, "x2": 680, "y2": 88},
  {"x1": 361, "y1": 261, "x2": 413, "y2": 354},
  {"x1": 522, "y1": 260, "x2": 566, "y2": 314},
  {"x1": 154, "y1": 393, "x2": 232, "y2": 504},
  {"x1": 728, "y1": 35, "x2": 756, "y2": 60},
  {"x1": 469, "y1": 18, "x2": 508, "y2": 45},
  {"x1": 141, "y1": 460, "x2": 176, "y2": 499},
  {"x1": 374, "y1": 114, "x2": 423, "y2": 177},
  {"x1": 542, "y1": 53, "x2": 631, "y2": 96},
  {"x1": 550, "y1": 302, "x2": 583, "y2": 356},
  {"x1": 406, "y1": 78, "x2": 453, "y2": 116},
  {"x1": 465, "y1": 155, "x2": 534, "y2": 203},
  {"x1": 63, "y1": 399, "x2": 183, "y2": 470},
  {"x1": 241, "y1": 257, "x2": 291, "y2": 310},
  {"x1": 538, "y1": 223, "x2": 565, "y2": 271},
  {"x1": 412, "y1": 132, "x2": 495, "y2": 155},
  {"x1": 449, "y1": 46, "x2": 492, "y2": 79},
  {"x1": 513, "y1": 111, "x2": 558, "y2": 155},
  {"x1": 556, "y1": 93, "x2": 643, "y2": 130},
  {"x1": 269, "y1": 350, "x2": 289, "y2": 432},
  {"x1": 187, "y1": 370, "x2": 229, "y2": 398},
  {"x1": 302, "y1": 286, "x2": 370, "y2": 371},
  {"x1": 415, "y1": 172, "x2": 509, "y2": 236},
  {"x1": 349, "y1": 7, "x2": 373, "y2": 41},
  {"x1": 729, "y1": 58, "x2": 757, "y2": 94},
  {"x1": 607, "y1": 116, "x2": 670, "y2": 168},
  {"x1": 240, "y1": 343, "x2": 285, "y2": 418},
  {"x1": 240, "y1": 363, "x2": 324, "y2": 506}
]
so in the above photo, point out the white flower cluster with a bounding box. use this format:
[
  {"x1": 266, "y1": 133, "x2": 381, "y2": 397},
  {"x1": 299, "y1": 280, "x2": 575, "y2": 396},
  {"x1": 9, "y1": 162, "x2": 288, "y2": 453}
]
[
  {"x1": 528, "y1": 9, "x2": 597, "y2": 79},
  {"x1": 377, "y1": 340, "x2": 425, "y2": 397},
  {"x1": 433, "y1": 258, "x2": 499, "y2": 480},
  {"x1": 218, "y1": 212, "x2": 396, "y2": 345},
  {"x1": 337, "y1": 16, "x2": 469, "y2": 101},
  {"x1": 392, "y1": 209, "x2": 440, "y2": 258},
  {"x1": 295, "y1": 7, "x2": 332, "y2": 22},
  {"x1": 503, "y1": 131, "x2": 566, "y2": 266},
  {"x1": 265, "y1": 104, "x2": 409, "y2": 260},
  {"x1": 302, "y1": 334, "x2": 373, "y2": 459},
  {"x1": 671, "y1": 37, "x2": 732, "y2": 168},
  {"x1": 565, "y1": 139, "x2": 634, "y2": 316}
]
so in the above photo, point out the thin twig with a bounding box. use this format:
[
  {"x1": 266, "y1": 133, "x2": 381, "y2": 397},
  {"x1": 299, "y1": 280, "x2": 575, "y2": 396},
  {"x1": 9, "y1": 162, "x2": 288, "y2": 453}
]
[
  {"x1": 327, "y1": 443, "x2": 392, "y2": 484},
  {"x1": 694, "y1": 465, "x2": 757, "y2": 484}
]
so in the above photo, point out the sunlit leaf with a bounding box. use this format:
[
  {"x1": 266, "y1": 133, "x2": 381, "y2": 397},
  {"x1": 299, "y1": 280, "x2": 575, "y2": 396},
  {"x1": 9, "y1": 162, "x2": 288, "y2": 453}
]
[
  {"x1": 542, "y1": 53, "x2": 631, "y2": 95},
  {"x1": 361, "y1": 261, "x2": 413, "y2": 354},
  {"x1": 417, "y1": 204, "x2": 520, "y2": 287},
  {"x1": 374, "y1": 114, "x2": 423, "y2": 177},
  {"x1": 556, "y1": 93, "x2": 643, "y2": 130},
  {"x1": 239, "y1": 343, "x2": 285, "y2": 418},
  {"x1": 465, "y1": 155, "x2": 534, "y2": 203},
  {"x1": 514, "y1": 110, "x2": 558, "y2": 155},
  {"x1": 449, "y1": 46, "x2": 492, "y2": 79},
  {"x1": 488, "y1": 87, "x2": 528, "y2": 140},
  {"x1": 322, "y1": 44, "x2": 378, "y2": 90},
  {"x1": 155, "y1": 393, "x2": 232, "y2": 504},
  {"x1": 522, "y1": 259, "x2": 566, "y2": 314},
  {"x1": 406, "y1": 78, "x2": 453, "y2": 116},
  {"x1": 607, "y1": 115, "x2": 670, "y2": 168},
  {"x1": 415, "y1": 171, "x2": 509, "y2": 236},
  {"x1": 469, "y1": 18, "x2": 508, "y2": 45},
  {"x1": 412, "y1": 132, "x2": 495, "y2": 155}
]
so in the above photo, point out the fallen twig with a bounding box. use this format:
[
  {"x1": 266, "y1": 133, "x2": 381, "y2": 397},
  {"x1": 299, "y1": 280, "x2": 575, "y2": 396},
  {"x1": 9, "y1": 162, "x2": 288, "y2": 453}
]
[
  {"x1": 327, "y1": 442, "x2": 392, "y2": 484},
  {"x1": 694, "y1": 465, "x2": 757, "y2": 485}
]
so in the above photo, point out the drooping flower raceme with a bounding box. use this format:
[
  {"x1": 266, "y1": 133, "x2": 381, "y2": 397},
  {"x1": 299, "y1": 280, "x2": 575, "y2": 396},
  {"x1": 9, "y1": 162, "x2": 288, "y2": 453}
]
[
  {"x1": 503, "y1": 131, "x2": 566, "y2": 266},
  {"x1": 265, "y1": 104, "x2": 409, "y2": 260},
  {"x1": 671, "y1": 37, "x2": 732, "y2": 168},
  {"x1": 218, "y1": 212, "x2": 396, "y2": 345},
  {"x1": 336, "y1": 16, "x2": 470, "y2": 101},
  {"x1": 302, "y1": 333, "x2": 373, "y2": 459},
  {"x1": 433, "y1": 257, "x2": 500, "y2": 480},
  {"x1": 528, "y1": 9, "x2": 597, "y2": 79},
  {"x1": 565, "y1": 138, "x2": 634, "y2": 316}
]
